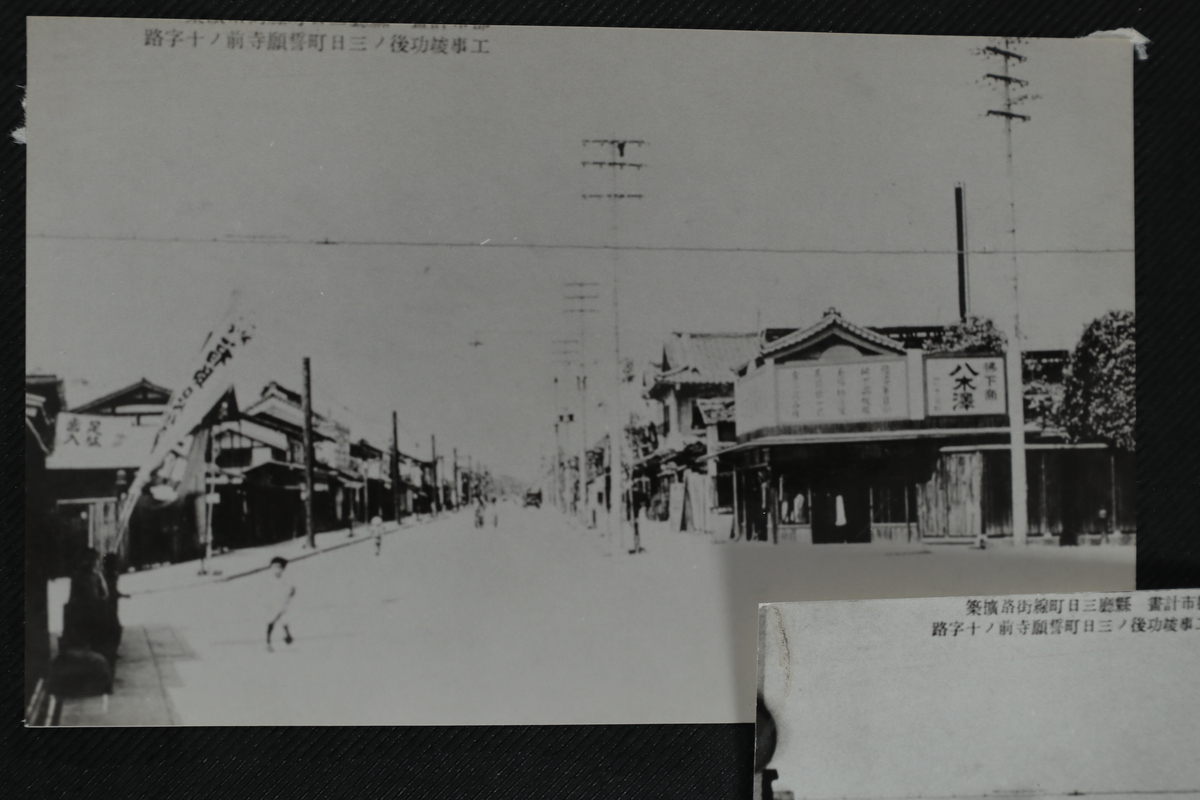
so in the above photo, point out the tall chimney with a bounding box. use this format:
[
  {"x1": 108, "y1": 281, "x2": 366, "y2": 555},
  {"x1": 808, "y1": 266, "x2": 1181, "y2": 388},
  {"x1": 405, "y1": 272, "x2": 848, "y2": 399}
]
[{"x1": 955, "y1": 183, "x2": 970, "y2": 320}]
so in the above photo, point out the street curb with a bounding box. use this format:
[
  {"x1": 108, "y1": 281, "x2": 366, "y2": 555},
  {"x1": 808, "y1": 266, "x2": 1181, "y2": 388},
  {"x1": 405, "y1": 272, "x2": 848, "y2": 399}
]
[
  {"x1": 128, "y1": 522, "x2": 409, "y2": 595},
  {"x1": 214, "y1": 528, "x2": 381, "y2": 582}
]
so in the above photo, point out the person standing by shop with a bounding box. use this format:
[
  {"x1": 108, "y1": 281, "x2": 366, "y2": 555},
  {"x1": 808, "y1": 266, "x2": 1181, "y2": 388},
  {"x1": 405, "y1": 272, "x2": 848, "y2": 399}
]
[{"x1": 101, "y1": 552, "x2": 126, "y2": 650}]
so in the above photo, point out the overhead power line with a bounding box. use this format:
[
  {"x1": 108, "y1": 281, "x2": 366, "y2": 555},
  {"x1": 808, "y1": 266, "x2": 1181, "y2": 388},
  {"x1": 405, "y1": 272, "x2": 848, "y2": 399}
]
[{"x1": 27, "y1": 232, "x2": 1130, "y2": 256}]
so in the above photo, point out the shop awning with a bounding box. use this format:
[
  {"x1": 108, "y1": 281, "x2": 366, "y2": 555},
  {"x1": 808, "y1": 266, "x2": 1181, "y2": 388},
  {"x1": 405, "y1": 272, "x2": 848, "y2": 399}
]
[{"x1": 705, "y1": 426, "x2": 1019, "y2": 459}]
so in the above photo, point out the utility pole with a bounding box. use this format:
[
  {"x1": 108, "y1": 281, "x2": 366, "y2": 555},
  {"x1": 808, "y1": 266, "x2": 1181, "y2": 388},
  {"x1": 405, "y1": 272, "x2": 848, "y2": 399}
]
[
  {"x1": 391, "y1": 411, "x2": 401, "y2": 523},
  {"x1": 552, "y1": 374, "x2": 563, "y2": 511},
  {"x1": 563, "y1": 283, "x2": 598, "y2": 525},
  {"x1": 981, "y1": 38, "x2": 1036, "y2": 547},
  {"x1": 431, "y1": 434, "x2": 441, "y2": 514},
  {"x1": 552, "y1": 338, "x2": 580, "y2": 513},
  {"x1": 583, "y1": 137, "x2": 645, "y2": 553},
  {"x1": 199, "y1": 430, "x2": 214, "y2": 573},
  {"x1": 553, "y1": 420, "x2": 562, "y2": 509},
  {"x1": 302, "y1": 357, "x2": 316, "y2": 549}
]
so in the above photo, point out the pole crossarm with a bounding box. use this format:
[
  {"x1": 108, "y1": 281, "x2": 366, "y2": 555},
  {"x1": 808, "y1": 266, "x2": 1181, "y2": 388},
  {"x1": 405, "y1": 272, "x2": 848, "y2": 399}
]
[
  {"x1": 984, "y1": 45, "x2": 1027, "y2": 61},
  {"x1": 987, "y1": 109, "x2": 1031, "y2": 122},
  {"x1": 985, "y1": 73, "x2": 1028, "y2": 86}
]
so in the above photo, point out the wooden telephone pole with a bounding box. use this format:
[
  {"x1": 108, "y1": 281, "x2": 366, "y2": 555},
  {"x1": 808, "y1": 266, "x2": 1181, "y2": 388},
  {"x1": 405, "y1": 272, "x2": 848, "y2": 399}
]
[
  {"x1": 302, "y1": 357, "x2": 316, "y2": 549},
  {"x1": 582, "y1": 137, "x2": 645, "y2": 552},
  {"x1": 981, "y1": 38, "x2": 1035, "y2": 546},
  {"x1": 391, "y1": 411, "x2": 401, "y2": 522},
  {"x1": 563, "y1": 283, "x2": 598, "y2": 525},
  {"x1": 431, "y1": 434, "x2": 441, "y2": 513}
]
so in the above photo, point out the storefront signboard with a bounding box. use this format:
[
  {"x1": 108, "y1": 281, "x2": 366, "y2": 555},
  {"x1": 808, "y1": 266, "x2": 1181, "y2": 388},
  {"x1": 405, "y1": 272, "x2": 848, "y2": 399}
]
[
  {"x1": 925, "y1": 355, "x2": 1006, "y2": 416},
  {"x1": 776, "y1": 358, "x2": 909, "y2": 425}
]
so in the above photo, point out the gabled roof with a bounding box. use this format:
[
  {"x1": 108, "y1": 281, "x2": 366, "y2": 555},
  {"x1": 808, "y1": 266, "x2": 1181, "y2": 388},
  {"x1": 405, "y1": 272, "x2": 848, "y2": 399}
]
[
  {"x1": 26, "y1": 375, "x2": 66, "y2": 418},
  {"x1": 655, "y1": 332, "x2": 759, "y2": 388},
  {"x1": 758, "y1": 308, "x2": 908, "y2": 361},
  {"x1": 71, "y1": 377, "x2": 172, "y2": 415},
  {"x1": 259, "y1": 381, "x2": 304, "y2": 407},
  {"x1": 212, "y1": 418, "x2": 292, "y2": 452},
  {"x1": 242, "y1": 397, "x2": 338, "y2": 442},
  {"x1": 242, "y1": 382, "x2": 344, "y2": 441},
  {"x1": 868, "y1": 325, "x2": 952, "y2": 350}
]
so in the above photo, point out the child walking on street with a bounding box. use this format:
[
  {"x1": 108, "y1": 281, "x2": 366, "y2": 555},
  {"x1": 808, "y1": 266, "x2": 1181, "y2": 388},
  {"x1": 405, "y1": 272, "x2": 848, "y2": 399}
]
[{"x1": 266, "y1": 556, "x2": 296, "y2": 652}]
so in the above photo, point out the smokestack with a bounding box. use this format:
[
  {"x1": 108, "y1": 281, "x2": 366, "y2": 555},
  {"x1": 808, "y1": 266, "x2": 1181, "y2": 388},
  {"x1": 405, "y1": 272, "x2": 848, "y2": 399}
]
[{"x1": 955, "y1": 183, "x2": 970, "y2": 321}]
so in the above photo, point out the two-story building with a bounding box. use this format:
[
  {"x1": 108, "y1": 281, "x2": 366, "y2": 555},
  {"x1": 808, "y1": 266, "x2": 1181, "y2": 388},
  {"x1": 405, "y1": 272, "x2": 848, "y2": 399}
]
[
  {"x1": 642, "y1": 332, "x2": 760, "y2": 531},
  {"x1": 723, "y1": 309, "x2": 1134, "y2": 546},
  {"x1": 26, "y1": 375, "x2": 64, "y2": 708},
  {"x1": 205, "y1": 381, "x2": 383, "y2": 549},
  {"x1": 43, "y1": 378, "x2": 171, "y2": 566}
]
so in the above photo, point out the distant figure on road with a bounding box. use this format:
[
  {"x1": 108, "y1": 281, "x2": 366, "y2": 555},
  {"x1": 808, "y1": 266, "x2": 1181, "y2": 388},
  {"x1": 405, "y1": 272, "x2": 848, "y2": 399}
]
[
  {"x1": 371, "y1": 515, "x2": 384, "y2": 556},
  {"x1": 491, "y1": 497, "x2": 499, "y2": 528},
  {"x1": 474, "y1": 497, "x2": 486, "y2": 529},
  {"x1": 629, "y1": 488, "x2": 646, "y2": 555},
  {"x1": 266, "y1": 556, "x2": 296, "y2": 652}
]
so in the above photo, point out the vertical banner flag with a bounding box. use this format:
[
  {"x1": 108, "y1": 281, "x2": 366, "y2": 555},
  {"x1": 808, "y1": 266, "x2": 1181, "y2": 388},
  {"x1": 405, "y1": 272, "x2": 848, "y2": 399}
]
[{"x1": 116, "y1": 291, "x2": 257, "y2": 535}]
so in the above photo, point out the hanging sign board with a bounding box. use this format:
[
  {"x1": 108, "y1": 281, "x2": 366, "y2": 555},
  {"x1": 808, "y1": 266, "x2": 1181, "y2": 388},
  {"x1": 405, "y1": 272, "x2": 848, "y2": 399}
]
[{"x1": 925, "y1": 355, "x2": 1007, "y2": 416}]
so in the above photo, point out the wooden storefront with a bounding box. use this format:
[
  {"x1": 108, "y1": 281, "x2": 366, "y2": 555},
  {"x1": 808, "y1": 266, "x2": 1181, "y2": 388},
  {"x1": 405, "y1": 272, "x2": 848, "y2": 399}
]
[
  {"x1": 725, "y1": 310, "x2": 1135, "y2": 546},
  {"x1": 729, "y1": 438, "x2": 1134, "y2": 546}
]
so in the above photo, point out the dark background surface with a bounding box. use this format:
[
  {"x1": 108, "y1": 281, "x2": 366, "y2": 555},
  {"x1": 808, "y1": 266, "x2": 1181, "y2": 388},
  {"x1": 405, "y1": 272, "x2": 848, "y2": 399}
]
[{"x1": 3, "y1": 2, "x2": 1196, "y2": 797}]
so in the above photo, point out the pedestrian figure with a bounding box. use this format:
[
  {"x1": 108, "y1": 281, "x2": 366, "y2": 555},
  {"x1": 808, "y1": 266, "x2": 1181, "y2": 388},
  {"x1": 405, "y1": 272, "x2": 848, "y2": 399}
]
[
  {"x1": 64, "y1": 548, "x2": 118, "y2": 662},
  {"x1": 491, "y1": 497, "x2": 499, "y2": 528},
  {"x1": 371, "y1": 515, "x2": 384, "y2": 556},
  {"x1": 101, "y1": 552, "x2": 127, "y2": 650},
  {"x1": 475, "y1": 497, "x2": 486, "y2": 529},
  {"x1": 628, "y1": 488, "x2": 646, "y2": 555},
  {"x1": 266, "y1": 556, "x2": 296, "y2": 652}
]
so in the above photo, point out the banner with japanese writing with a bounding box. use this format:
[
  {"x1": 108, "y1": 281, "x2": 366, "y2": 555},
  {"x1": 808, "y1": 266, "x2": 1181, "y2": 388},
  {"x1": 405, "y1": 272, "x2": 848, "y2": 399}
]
[
  {"x1": 925, "y1": 355, "x2": 1006, "y2": 416},
  {"x1": 117, "y1": 293, "x2": 257, "y2": 534}
]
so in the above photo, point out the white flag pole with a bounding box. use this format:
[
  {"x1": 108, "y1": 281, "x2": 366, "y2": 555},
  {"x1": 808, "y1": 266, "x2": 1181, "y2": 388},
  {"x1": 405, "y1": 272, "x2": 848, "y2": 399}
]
[{"x1": 116, "y1": 290, "x2": 256, "y2": 541}]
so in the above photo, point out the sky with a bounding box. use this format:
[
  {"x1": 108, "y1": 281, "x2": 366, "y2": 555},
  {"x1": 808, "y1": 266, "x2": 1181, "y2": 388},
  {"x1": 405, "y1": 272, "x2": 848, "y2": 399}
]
[{"x1": 26, "y1": 19, "x2": 1135, "y2": 479}]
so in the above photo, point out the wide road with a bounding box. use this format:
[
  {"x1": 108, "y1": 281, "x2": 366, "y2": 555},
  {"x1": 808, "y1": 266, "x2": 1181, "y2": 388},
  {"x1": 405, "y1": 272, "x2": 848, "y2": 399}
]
[{"x1": 100, "y1": 502, "x2": 1133, "y2": 724}]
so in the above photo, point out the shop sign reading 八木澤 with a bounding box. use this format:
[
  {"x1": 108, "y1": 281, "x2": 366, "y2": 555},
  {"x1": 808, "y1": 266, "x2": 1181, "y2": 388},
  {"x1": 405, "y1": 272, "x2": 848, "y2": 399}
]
[
  {"x1": 925, "y1": 356, "x2": 1006, "y2": 417},
  {"x1": 776, "y1": 358, "x2": 910, "y2": 425}
]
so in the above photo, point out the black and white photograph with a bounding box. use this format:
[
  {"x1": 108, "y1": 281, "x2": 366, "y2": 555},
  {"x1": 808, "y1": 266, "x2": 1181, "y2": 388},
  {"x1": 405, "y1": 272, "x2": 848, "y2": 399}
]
[
  {"x1": 25, "y1": 18, "x2": 1137, "y2": 725},
  {"x1": 755, "y1": 592, "x2": 1199, "y2": 800}
]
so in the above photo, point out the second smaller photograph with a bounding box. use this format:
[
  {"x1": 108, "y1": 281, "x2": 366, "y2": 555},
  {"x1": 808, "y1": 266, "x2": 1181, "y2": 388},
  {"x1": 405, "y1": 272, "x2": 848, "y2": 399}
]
[{"x1": 756, "y1": 592, "x2": 1200, "y2": 800}]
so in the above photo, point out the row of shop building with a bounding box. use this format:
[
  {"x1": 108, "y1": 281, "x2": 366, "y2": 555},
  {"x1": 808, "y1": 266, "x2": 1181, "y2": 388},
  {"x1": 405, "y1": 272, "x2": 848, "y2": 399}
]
[
  {"x1": 625, "y1": 309, "x2": 1134, "y2": 546},
  {"x1": 25, "y1": 374, "x2": 471, "y2": 577}
]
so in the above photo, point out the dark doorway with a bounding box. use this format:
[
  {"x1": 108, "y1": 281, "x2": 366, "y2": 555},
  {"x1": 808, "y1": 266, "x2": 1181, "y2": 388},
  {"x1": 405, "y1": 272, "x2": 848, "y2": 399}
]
[
  {"x1": 736, "y1": 468, "x2": 772, "y2": 542},
  {"x1": 811, "y1": 476, "x2": 871, "y2": 544}
]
